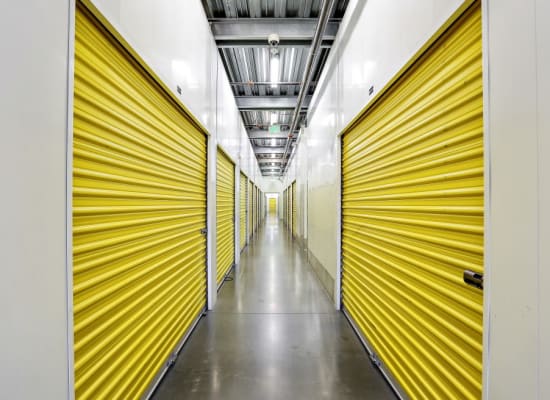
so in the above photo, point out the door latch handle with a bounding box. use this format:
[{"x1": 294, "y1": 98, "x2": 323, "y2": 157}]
[
  {"x1": 463, "y1": 270, "x2": 483, "y2": 290},
  {"x1": 200, "y1": 228, "x2": 207, "y2": 236}
]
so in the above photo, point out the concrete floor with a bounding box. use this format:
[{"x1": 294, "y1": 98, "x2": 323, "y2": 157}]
[{"x1": 152, "y1": 215, "x2": 396, "y2": 400}]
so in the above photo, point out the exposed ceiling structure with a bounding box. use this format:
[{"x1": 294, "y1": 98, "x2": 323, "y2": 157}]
[{"x1": 201, "y1": 0, "x2": 349, "y2": 177}]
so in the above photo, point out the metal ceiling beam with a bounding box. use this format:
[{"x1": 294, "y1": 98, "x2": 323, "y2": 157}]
[
  {"x1": 248, "y1": 129, "x2": 290, "y2": 139},
  {"x1": 217, "y1": 40, "x2": 333, "y2": 48},
  {"x1": 253, "y1": 146, "x2": 288, "y2": 154},
  {"x1": 258, "y1": 158, "x2": 284, "y2": 164},
  {"x1": 236, "y1": 96, "x2": 311, "y2": 111},
  {"x1": 210, "y1": 18, "x2": 339, "y2": 48},
  {"x1": 260, "y1": 167, "x2": 282, "y2": 171}
]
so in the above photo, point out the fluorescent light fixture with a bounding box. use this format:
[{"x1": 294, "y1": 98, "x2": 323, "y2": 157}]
[
  {"x1": 270, "y1": 112, "x2": 278, "y2": 125},
  {"x1": 270, "y1": 53, "x2": 279, "y2": 88},
  {"x1": 271, "y1": 138, "x2": 277, "y2": 146}
]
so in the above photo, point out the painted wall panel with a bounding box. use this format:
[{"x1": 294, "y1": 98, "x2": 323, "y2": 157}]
[
  {"x1": 216, "y1": 60, "x2": 242, "y2": 161},
  {"x1": 335, "y1": 0, "x2": 464, "y2": 129},
  {"x1": 90, "y1": 0, "x2": 217, "y2": 133},
  {"x1": 485, "y1": 0, "x2": 550, "y2": 398},
  {"x1": 537, "y1": 2, "x2": 550, "y2": 397},
  {"x1": 0, "y1": 2, "x2": 71, "y2": 399}
]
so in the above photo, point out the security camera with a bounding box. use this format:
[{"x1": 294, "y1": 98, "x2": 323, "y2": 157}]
[{"x1": 268, "y1": 33, "x2": 280, "y2": 47}]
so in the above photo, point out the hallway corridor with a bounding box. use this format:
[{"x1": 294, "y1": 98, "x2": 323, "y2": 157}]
[{"x1": 152, "y1": 215, "x2": 395, "y2": 400}]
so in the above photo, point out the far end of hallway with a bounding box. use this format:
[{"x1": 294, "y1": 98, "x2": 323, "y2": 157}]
[{"x1": 152, "y1": 215, "x2": 396, "y2": 400}]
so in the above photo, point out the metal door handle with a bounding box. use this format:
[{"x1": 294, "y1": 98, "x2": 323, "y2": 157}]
[{"x1": 463, "y1": 270, "x2": 483, "y2": 290}]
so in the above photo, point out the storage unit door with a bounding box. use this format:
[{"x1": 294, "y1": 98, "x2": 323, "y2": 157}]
[
  {"x1": 240, "y1": 172, "x2": 247, "y2": 250},
  {"x1": 258, "y1": 189, "x2": 261, "y2": 224},
  {"x1": 341, "y1": 4, "x2": 483, "y2": 400},
  {"x1": 257, "y1": 186, "x2": 259, "y2": 232},
  {"x1": 287, "y1": 189, "x2": 291, "y2": 232},
  {"x1": 247, "y1": 180, "x2": 252, "y2": 240},
  {"x1": 251, "y1": 185, "x2": 256, "y2": 234},
  {"x1": 269, "y1": 198, "x2": 276, "y2": 214},
  {"x1": 73, "y1": 5, "x2": 207, "y2": 399},
  {"x1": 216, "y1": 149, "x2": 235, "y2": 285},
  {"x1": 256, "y1": 187, "x2": 259, "y2": 229},
  {"x1": 292, "y1": 182, "x2": 297, "y2": 237},
  {"x1": 284, "y1": 189, "x2": 287, "y2": 226}
]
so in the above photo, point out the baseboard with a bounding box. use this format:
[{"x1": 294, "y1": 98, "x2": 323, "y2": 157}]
[{"x1": 306, "y1": 248, "x2": 335, "y2": 300}]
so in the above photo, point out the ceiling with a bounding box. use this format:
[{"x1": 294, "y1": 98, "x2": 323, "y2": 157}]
[{"x1": 201, "y1": 0, "x2": 349, "y2": 176}]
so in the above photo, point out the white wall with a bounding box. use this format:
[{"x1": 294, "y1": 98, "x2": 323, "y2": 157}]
[
  {"x1": 0, "y1": 1, "x2": 71, "y2": 399},
  {"x1": 292, "y1": 0, "x2": 464, "y2": 289},
  {"x1": 90, "y1": 0, "x2": 217, "y2": 133},
  {"x1": 90, "y1": 0, "x2": 266, "y2": 189},
  {"x1": 484, "y1": 0, "x2": 550, "y2": 398}
]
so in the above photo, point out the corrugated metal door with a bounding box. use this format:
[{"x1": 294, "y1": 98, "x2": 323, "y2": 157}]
[
  {"x1": 254, "y1": 186, "x2": 260, "y2": 230},
  {"x1": 269, "y1": 198, "x2": 276, "y2": 214},
  {"x1": 240, "y1": 172, "x2": 247, "y2": 250},
  {"x1": 73, "y1": 5, "x2": 207, "y2": 399},
  {"x1": 284, "y1": 189, "x2": 288, "y2": 227},
  {"x1": 292, "y1": 182, "x2": 297, "y2": 237},
  {"x1": 341, "y1": 4, "x2": 483, "y2": 399},
  {"x1": 251, "y1": 184, "x2": 256, "y2": 235},
  {"x1": 216, "y1": 149, "x2": 235, "y2": 285},
  {"x1": 261, "y1": 190, "x2": 264, "y2": 221},
  {"x1": 247, "y1": 180, "x2": 252, "y2": 241},
  {"x1": 287, "y1": 188, "x2": 292, "y2": 233}
]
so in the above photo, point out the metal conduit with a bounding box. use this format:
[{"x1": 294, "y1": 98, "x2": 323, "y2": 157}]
[{"x1": 280, "y1": 0, "x2": 336, "y2": 176}]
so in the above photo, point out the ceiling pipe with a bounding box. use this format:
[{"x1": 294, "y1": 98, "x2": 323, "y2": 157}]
[{"x1": 279, "y1": 0, "x2": 336, "y2": 177}]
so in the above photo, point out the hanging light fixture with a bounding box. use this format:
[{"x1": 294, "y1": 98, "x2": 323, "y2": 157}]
[
  {"x1": 268, "y1": 33, "x2": 280, "y2": 88},
  {"x1": 270, "y1": 53, "x2": 279, "y2": 88}
]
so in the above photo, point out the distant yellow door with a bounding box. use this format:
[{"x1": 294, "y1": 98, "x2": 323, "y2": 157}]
[
  {"x1": 269, "y1": 198, "x2": 276, "y2": 215},
  {"x1": 239, "y1": 172, "x2": 247, "y2": 250},
  {"x1": 216, "y1": 148, "x2": 235, "y2": 286}
]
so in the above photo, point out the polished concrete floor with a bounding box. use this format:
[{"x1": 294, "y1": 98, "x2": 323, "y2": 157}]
[{"x1": 152, "y1": 215, "x2": 396, "y2": 400}]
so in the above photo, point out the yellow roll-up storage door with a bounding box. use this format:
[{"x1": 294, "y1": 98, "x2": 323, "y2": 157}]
[
  {"x1": 287, "y1": 188, "x2": 291, "y2": 233},
  {"x1": 284, "y1": 189, "x2": 287, "y2": 227},
  {"x1": 252, "y1": 185, "x2": 258, "y2": 233},
  {"x1": 341, "y1": 4, "x2": 483, "y2": 399},
  {"x1": 257, "y1": 186, "x2": 260, "y2": 232},
  {"x1": 240, "y1": 172, "x2": 247, "y2": 250},
  {"x1": 292, "y1": 182, "x2": 297, "y2": 237},
  {"x1": 73, "y1": 5, "x2": 207, "y2": 399},
  {"x1": 247, "y1": 180, "x2": 252, "y2": 241},
  {"x1": 269, "y1": 198, "x2": 276, "y2": 214},
  {"x1": 261, "y1": 190, "x2": 264, "y2": 221},
  {"x1": 216, "y1": 149, "x2": 235, "y2": 285}
]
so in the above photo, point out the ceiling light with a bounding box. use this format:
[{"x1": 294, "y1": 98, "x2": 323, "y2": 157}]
[
  {"x1": 270, "y1": 52, "x2": 279, "y2": 88},
  {"x1": 270, "y1": 112, "x2": 278, "y2": 125},
  {"x1": 271, "y1": 138, "x2": 277, "y2": 146}
]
